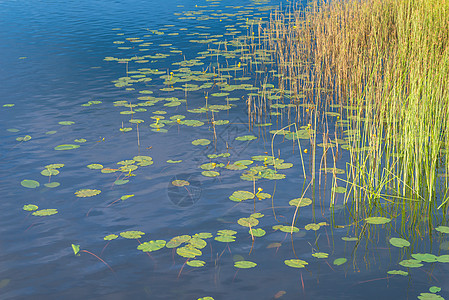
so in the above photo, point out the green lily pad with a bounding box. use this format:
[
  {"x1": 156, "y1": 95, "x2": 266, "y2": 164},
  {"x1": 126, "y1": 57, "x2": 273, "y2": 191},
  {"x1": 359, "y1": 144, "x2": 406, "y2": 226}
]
[
  {"x1": 312, "y1": 252, "x2": 329, "y2": 258},
  {"x1": 249, "y1": 228, "x2": 266, "y2": 237},
  {"x1": 21, "y1": 179, "x2": 39, "y2": 188},
  {"x1": 16, "y1": 135, "x2": 32, "y2": 142},
  {"x1": 235, "y1": 135, "x2": 257, "y2": 141},
  {"x1": 215, "y1": 235, "x2": 236, "y2": 242},
  {"x1": 166, "y1": 235, "x2": 192, "y2": 248},
  {"x1": 172, "y1": 180, "x2": 189, "y2": 187},
  {"x1": 44, "y1": 182, "x2": 60, "y2": 188},
  {"x1": 399, "y1": 259, "x2": 423, "y2": 268},
  {"x1": 32, "y1": 209, "x2": 58, "y2": 216},
  {"x1": 202, "y1": 171, "x2": 220, "y2": 177},
  {"x1": 429, "y1": 287, "x2": 441, "y2": 293},
  {"x1": 412, "y1": 253, "x2": 438, "y2": 263},
  {"x1": 120, "y1": 231, "x2": 145, "y2": 239},
  {"x1": 229, "y1": 190, "x2": 255, "y2": 202},
  {"x1": 167, "y1": 160, "x2": 182, "y2": 163},
  {"x1": 74, "y1": 138, "x2": 87, "y2": 143},
  {"x1": 75, "y1": 189, "x2": 101, "y2": 197},
  {"x1": 437, "y1": 255, "x2": 449, "y2": 263},
  {"x1": 365, "y1": 217, "x2": 391, "y2": 225},
  {"x1": 192, "y1": 139, "x2": 211, "y2": 146},
  {"x1": 45, "y1": 163, "x2": 64, "y2": 169},
  {"x1": 41, "y1": 169, "x2": 59, "y2": 176},
  {"x1": 87, "y1": 164, "x2": 103, "y2": 170},
  {"x1": 387, "y1": 270, "x2": 408, "y2": 276},
  {"x1": 305, "y1": 223, "x2": 321, "y2": 231},
  {"x1": 187, "y1": 260, "x2": 205, "y2": 267},
  {"x1": 238, "y1": 217, "x2": 259, "y2": 227},
  {"x1": 332, "y1": 186, "x2": 346, "y2": 194},
  {"x1": 250, "y1": 213, "x2": 264, "y2": 219},
  {"x1": 193, "y1": 232, "x2": 213, "y2": 239},
  {"x1": 23, "y1": 204, "x2": 38, "y2": 211},
  {"x1": 342, "y1": 237, "x2": 358, "y2": 242},
  {"x1": 114, "y1": 179, "x2": 129, "y2": 185},
  {"x1": 234, "y1": 160, "x2": 253, "y2": 166},
  {"x1": 289, "y1": 198, "x2": 312, "y2": 207},
  {"x1": 177, "y1": 246, "x2": 202, "y2": 258},
  {"x1": 418, "y1": 293, "x2": 444, "y2": 300},
  {"x1": 436, "y1": 226, "x2": 449, "y2": 234},
  {"x1": 59, "y1": 121, "x2": 75, "y2": 125},
  {"x1": 234, "y1": 261, "x2": 257, "y2": 269},
  {"x1": 273, "y1": 225, "x2": 299, "y2": 233},
  {"x1": 54, "y1": 144, "x2": 80, "y2": 150},
  {"x1": 72, "y1": 244, "x2": 80, "y2": 255},
  {"x1": 333, "y1": 258, "x2": 347, "y2": 266},
  {"x1": 104, "y1": 234, "x2": 118, "y2": 241},
  {"x1": 137, "y1": 240, "x2": 166, "y2": 252},
  {"x1": 284, "y1": 259, "x2": 308, "y2": 268},
  {"x1": 256, "y1": 192, "x2": 271, "y2": 200},
  {"x1": 217, "y1": 230, "x2": 237, "y2": 236},
  {"x1": 389, "y1": 237, "x2": 410, "y2": 248},
  {"x1": 188, "y1": 237, "x2": 207, "y2": 249}
]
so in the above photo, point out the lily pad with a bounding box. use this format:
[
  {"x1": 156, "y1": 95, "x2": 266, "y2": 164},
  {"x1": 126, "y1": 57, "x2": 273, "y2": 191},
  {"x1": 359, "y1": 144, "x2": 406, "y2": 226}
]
[
  {"x1": 104, "y1": 234, "x2": 118, "y2": 241},
  {"x1": 365, "y1": 217, "x2": 391, "y2": 225},
  {"x1": 435, "y1": 226, "x2": 449, "y2": 234},
  {"x1": 234, "y1": 261, "x2": 257, "y2": 269},
  {"x1": 75, "y1": 189, "x2": 101, "y2": 197},
  {"x1": 399, "y1": 259, "x2": 423, "y2": 268},
  {"x1": 387, "y1": 270, "x2": 408, "y2": 276},
  {"x1": 312, "y1": 252, "x2": 329, "y2": 259},
  {"x1": 229, "y1": 190, "x2": 255, "y2": 202},
  {"x1": 59, "y1": 121, "x2": 75, "y2": 125},
  {"x1": 166, "y1": 235, "x2": 192, "y2": 248},
  {"x1": 23, "y1": 204, "x2": 38, "y2": 211},
  {"x1": 54, "y1": 144, "x2": 80, "y2": 151},
  {"x1": 202, "y1": 171, "x2": 220, "y2": 177},
  {"x1": 114, "y1": 179, "x2": 129, "y2": 185},
  {"x1": 235, "y1": 135, "x2": 257, "y2": 141},
  {"x1": 342, "y1": 237, "x2": 358, "y2": 242},
  {"x1": 249, "y1": 228, "x2": 266, "y2": 237},
  {"x1": 412, "y1": 253, "x2": 437, "y2": 263},
  {"x1": 192, "y1": 139, "x2": 211, "y2": 146},
  {"x1": 21, "y1": 179, "x2": 40, "y2": 188},
  {"x1": 32, "y1": 209, "x2": 58, "y2": 216},
  {"x1": 333, "y1": 258, "x2": 347, "y2": 266},
  {"x1": 418, "y1": 293, "x2": 444, "y2": 300},
  {"x1": 215, "y1": 235, "x2": 236, "y2": 243},
  {"x1": 41, "y1": 169, "x2": 59, "y2": 176},
  {"x1": 87, "y1": 164, "x2": 103, "y2": 170},
  {"x1": 437, "y1": 255, "x2": 449, "y2": 263},
  {"x1": 289, "y1": 198, "x2": 312, "y2": 207},
  {"x1": 177, "y1": 246, "x2": 202, "y2": 258},
  {"x1": 284, "y1": 259, "x2": 308, "y2": 268},
  {"x1": 16, "y1": 135, "x2": 31, "y2": 142},
  {"x1": 172, "y1": 180, "x2": 190, "y2": 187},
  {"x1": 188, "y1": 237, "x2": 207, "y2": 249},
  {"x1": 187, "y1": 260, "x2": 205, "y2": 267},
  {"x1": 238, "y1": 217, "x2": 259, "y2": 227},
  {"x1": 389, "y1": 237, "x2": 410, "y2": 248},
  {"x1": 44, "y1": 182, "x2": 60, "y2": 188},
  {"x1": 332, "y1": 186, "x2": 346, "y2": 194},
  {"x1": 305, "y1": 223, "x2": 321, "y2": 231},
  {"x1": 120, "y1": 231, "x2": 145, "y2": 239},
  {"x1": 137, "y1": 240, "x2": 166, "y2": 252}
]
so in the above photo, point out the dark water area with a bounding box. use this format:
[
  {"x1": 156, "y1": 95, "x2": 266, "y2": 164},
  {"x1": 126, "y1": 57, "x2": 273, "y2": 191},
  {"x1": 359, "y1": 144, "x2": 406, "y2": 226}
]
[{"x1": 1, "y1": 0, "x2": 448, "y2": 299}]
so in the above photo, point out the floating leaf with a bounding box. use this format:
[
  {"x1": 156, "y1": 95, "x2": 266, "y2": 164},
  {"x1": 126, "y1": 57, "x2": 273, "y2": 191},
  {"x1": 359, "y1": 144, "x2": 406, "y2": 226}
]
[
  {"x1": 229, "y1": 190, "x2": 254, "y2": 202},
  {"x1": 16, "y1": 135, "x2": 31, "y2": 142},
  {"x1": 23, "y1": 204, "x2": 38, "y2": 211},
  {"x1": 114, "y1": 179, "x2": 129, "y2": 185},
  {"x1": 235, "y1": 135, "x2": 257, "y2": 141},
  {"x1": 284, "y1": 259, "x2": 308, "y2": 268},
  {"x1": 289, "y1": 198, "x2": 312, "y2": 207},
  {"x1": 189, "y1": 237, "x2": 207, "y2": 249},
  {"x1": 59, "y1": 121, "x2": 75, "y2": 125},
  {"x1": 72, "y1": 244, "x2": 80, "y2": 255},
  {"x1": 429, "y1": 287, "x2": 441, "y2": 293},
  {"x1": 332, "y1": 186, "x2": 346, "y2": 194},
  {"x1": 217, "y1": 230, "x2": 237, "y2": 236},
  {"x1": 87, "y1": 164, "x2": 103, "y2": 170},
  {"x1": 187, "y1": 260, "x2": 206, "y2": 267},
  {"x1": 412, "y1": 253, "x2": 438, "y2": 263},
  {"x1": 342, "y1": 237, "x2": 358, "y2": 242},
  {"x1": 44, "y1": 182, "x2": 60, "y2": 188},
  {"x1": 192, "y1": 139, "x2": 210, "y2": 146},
  {"x1": 193, "y1": 232, "x2": 213, "y2": 239},
  {"x1": 167, "y1": 160, "x2": 182, "y2": 163},
  {"x1": 120, "y1": 194, "x2": 134, "y2": 201},
  {"x1": 399, "y1": 259, "x2": 423, "y2": 268},
  {"x1": 75, "y1": 189, "x2": 101, "y2": 197},
  {"x1": 120, "y1": 231, "x2": 145, "y2": 239},
  {"x1": 166, "y1": 235, "x2": 191, "y2": 248},
  {"x1": 41, "y1": 169, "x2": 59, "y2": 176},
  {"x1": 249, "y1": 228, "x2": 266, "y2": 237},
  {"x1": 238, "y1": 217, "x2": 259, "y2": 227},
  {"x1": 177, "y1": 246, "x2": 202, "y2": 258},
  {"x1": 435, "y1": 226, "x2": 449, "y2": 234},
  {"x1": 365, "y1": 217, "x2": 391, "y2": 225},
  {"x1": 215, "y1": 235, "x2": 236, "y2": 243},
  {"x1": 437, "y1": 255, "x2": 449, "y2": 263},
  {"x1": 202, "y1": 171, "x2": 220, "y2": 177},
  {"x1": 305, "y1": 223, "x2": 321, "y2": 231},
  {"x1": 234, "y1": 261, "x2": 257, "y2": 269},
  {"x1": 387, "y1": 270, "x2": 408, "y2": 276},
  {"x1": 389, "y1": 237, "x2": 410, "y2": 248},
  {"x1": 104, "y1": 234, "x2": 118, "y2": 241},
  {"x1": 74, "y1": 138, "x2": 87, "y2": 143},
  {"x1": 250, "y1": 213, "x2": 264, "y2": 219},
  {"x1": 333, "y1": 258, "x2": 347, "y2": 266},
  {"x1": 21, "y1": 179, "x2": 39, "y2": 188},
  {"x1": 273, "y1": 225, "x2": 299, "y2": 233},
  {"x1": 54, "y1": 144, "x2": 80, "y2": 150},
  {"x1": 138, "y1": 240, "x2": 166, "y2": 252},
  {"x1": 312, "y1": 252, "x2": 329, "y2": 259},
  {"x1": 32, "y1": 209, "x2": 58, "y2": 216},
  {"x1": 45, "y1": 163, "x2": 64, "y2": 169},
  {"x1": 418, "y1": 293, "x2": 444, "y2": 300}
]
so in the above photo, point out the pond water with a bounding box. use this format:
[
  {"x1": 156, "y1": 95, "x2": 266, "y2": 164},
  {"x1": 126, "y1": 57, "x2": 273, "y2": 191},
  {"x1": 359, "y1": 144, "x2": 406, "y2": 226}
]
[{"x1": 1, "y1": 0, "x2": 448, "y2": 299}]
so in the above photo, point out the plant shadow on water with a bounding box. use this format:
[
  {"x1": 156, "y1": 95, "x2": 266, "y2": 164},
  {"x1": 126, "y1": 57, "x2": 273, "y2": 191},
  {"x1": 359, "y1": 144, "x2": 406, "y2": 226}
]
[{"x1": 1, "y1": 0, "x2": 449, "y2": 299}]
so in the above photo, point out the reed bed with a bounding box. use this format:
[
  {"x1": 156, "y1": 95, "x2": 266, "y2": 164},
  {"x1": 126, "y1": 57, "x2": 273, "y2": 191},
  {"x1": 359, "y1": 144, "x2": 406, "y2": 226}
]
[{"x1": 263, "y1": 0, "x2": 449, "y2": 217}]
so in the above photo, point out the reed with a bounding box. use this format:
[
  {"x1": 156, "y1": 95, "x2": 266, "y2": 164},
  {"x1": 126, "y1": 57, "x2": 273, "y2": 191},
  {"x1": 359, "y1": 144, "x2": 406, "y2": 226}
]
[{"x1": 264, "y1": 0, "x2": 449, "y2": 216}]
